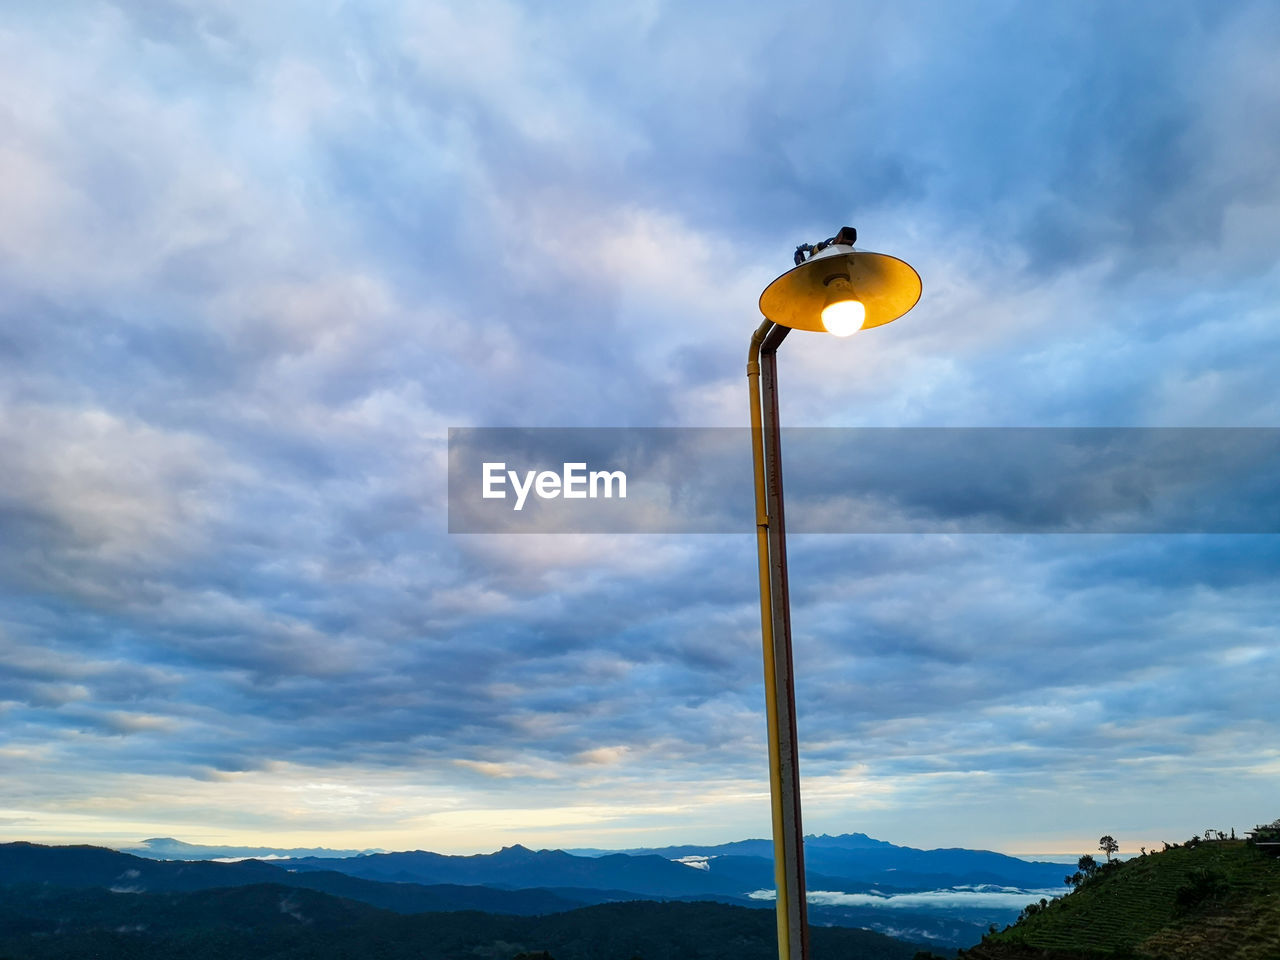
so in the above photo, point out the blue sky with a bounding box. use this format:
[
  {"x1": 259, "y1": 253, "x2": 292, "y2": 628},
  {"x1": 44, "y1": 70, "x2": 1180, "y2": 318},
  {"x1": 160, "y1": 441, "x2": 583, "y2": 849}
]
[{"x1": 0, "y1": 0, "x2": 1277, "y2": 856}]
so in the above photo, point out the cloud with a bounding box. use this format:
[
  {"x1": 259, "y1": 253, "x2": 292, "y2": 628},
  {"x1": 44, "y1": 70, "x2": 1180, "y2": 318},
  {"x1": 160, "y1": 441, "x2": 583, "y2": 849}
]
[
  {"x1": 748, "y1": 886, "x2": 1066, "y2": 912},
  {"x1": 0, "y1": 0, "x2": 1277, "y2": 854}
]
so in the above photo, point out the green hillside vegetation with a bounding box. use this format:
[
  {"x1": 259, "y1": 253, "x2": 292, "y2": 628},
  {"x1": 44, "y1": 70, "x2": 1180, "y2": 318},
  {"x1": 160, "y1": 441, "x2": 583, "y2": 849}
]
[
  {"x1": 0, "y1": 883, "x2": 930, "y2": 960},
  {"x1": 955, "y1": 835, "x2": 1280, "y2": 959}
]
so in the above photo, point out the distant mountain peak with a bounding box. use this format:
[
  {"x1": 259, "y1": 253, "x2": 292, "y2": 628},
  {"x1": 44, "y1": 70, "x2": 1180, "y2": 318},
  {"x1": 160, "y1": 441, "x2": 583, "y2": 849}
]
[
  {"x1": 492, "y1": 844, "x2": 576, "y2": 861},
  {"x1": 804, "y1": 832, "x2": 894, "y2": 850},
  {"x1": 122, "y1": 837, "x2": 374, "y2": 860}
]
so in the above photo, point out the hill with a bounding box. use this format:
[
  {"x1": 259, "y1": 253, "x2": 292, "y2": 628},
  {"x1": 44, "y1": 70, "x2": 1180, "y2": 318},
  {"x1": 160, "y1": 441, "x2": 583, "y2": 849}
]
[
  {"x1": 956, "y1": 839, "x2": 1280, "y2": 959},
  {"x1": 0, "y1": 842, "x2": 586, "y2": 915},
  {"x1": 121, "y1": 837, "x2": 374, "y2": 860},
  {"x1": 0, "y1": 841, "x2": 1009, "y2": 947},
  {"x1": 564, "y1": 833, "x2": 1066, "y2": 890},
  {"x1": 282, "y1": 834, "x2": 1066, "y2": 894},
  {"x1": 0, "y1": 882, "x2": 930, "y2": 960},
  {"x1": 280, "y1": 843, "x2": 889, "y2": 899}
]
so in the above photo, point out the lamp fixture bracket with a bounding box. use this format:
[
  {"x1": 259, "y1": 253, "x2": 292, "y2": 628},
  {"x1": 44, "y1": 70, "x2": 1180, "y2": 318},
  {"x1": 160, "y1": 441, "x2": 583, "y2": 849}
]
[{"x1": 794, "y1": 226, "x2": 858, "y2": 266}]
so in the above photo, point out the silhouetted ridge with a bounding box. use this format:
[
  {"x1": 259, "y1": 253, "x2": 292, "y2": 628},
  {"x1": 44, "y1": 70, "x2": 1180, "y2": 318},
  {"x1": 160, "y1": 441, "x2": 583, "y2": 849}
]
[{"x1": 0, "y1": 883, "x2": 929, "y2": 960}]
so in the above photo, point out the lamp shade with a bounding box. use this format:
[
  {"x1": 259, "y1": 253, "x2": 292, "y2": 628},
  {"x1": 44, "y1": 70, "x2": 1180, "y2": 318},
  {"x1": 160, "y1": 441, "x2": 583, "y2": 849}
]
[{"x1": 758, "y1": 244, "x2": 922, "y2": 333}]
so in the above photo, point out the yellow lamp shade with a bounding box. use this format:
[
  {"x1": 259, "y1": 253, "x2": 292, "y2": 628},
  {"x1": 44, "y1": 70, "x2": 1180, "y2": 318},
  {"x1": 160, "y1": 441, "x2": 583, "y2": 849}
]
[{"x1": 759, "y1": 244, "x2": 922, "y2": 333}]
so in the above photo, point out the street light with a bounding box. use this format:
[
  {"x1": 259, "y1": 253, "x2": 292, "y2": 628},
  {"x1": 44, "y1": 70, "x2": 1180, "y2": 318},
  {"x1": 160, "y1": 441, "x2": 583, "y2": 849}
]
[{"x1": 747, "y1": 227, "x2": 921, "y2": 960}]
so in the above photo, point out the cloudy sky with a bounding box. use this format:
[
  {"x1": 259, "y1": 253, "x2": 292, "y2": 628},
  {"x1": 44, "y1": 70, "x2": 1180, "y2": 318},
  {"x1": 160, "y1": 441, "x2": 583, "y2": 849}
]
[{"x1": 1, "y1": 0, "x2": 1278, "y2": 857}]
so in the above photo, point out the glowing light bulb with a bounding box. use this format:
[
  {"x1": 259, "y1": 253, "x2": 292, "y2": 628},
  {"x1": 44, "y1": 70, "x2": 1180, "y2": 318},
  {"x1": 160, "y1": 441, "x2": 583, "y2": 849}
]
[
  {"x1": 819, "y1": 275, "x2": 865, "y2": 336},
  {"x1": 821, "y1": 297, "x2": 865, "y2": 336}
]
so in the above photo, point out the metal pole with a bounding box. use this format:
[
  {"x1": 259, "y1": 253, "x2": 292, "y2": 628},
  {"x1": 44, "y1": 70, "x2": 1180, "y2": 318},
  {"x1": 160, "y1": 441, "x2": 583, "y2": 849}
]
[
  {"x1": 759, "y1": 323, "x2": 809, "y2": 960},
  {"x1": 747, "y1": 321, "x2": 809, "y2": 960},
  {"x1": 748, "y1": 320, "x2": 792, "y2": 960}
]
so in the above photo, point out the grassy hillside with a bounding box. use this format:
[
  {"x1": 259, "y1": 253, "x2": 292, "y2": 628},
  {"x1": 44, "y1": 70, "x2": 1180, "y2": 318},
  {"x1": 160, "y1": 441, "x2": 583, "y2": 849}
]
[{"x1": 958, "y1": 840, "x2": 1280, "y2": 959}]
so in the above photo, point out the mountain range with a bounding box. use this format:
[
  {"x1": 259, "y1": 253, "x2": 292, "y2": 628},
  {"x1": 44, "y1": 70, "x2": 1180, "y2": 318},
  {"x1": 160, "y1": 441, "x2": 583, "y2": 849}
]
[
  {"x1": 0, "y1": 842, "x2": 585, "y2": 916},
  {"x1": 1, "y1": 834, "x2": 1067, "y2": 948},
  {"x1": 277, "y1": 833, "x2": 1067, "y2": 894},
  {"x1": 121, "y1": 837, "x2": 377, "y2": 860}
]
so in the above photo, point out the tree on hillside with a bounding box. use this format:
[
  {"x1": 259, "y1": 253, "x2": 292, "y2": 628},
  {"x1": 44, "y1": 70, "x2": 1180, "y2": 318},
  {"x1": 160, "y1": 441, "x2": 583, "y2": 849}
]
[
  {"x1": 1099, "y1": 835, "x2": 1119, "y2": 862},
  {"x1": 1248, "y1": 819, "x2": 1280, "y2": 842},
  {"x1": 1077, "y1": 854, "x2": 1098, "y2": 876}
]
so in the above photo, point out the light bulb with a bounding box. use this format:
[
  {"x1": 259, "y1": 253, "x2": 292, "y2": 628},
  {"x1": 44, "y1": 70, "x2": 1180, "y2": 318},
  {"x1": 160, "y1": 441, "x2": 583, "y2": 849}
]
[
  {"x1": 821, "y1": 297, "x2": 865, "y2": 336},
  {"x1": 820, "y1": 275, "x2": 865, "y2": 336}
]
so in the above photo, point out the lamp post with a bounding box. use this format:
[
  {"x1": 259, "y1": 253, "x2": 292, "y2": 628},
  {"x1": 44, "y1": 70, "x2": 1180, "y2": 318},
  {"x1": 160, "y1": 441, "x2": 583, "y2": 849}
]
[{"x1": 748, "y1": 227, "x2": 921, "y2": 960}]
